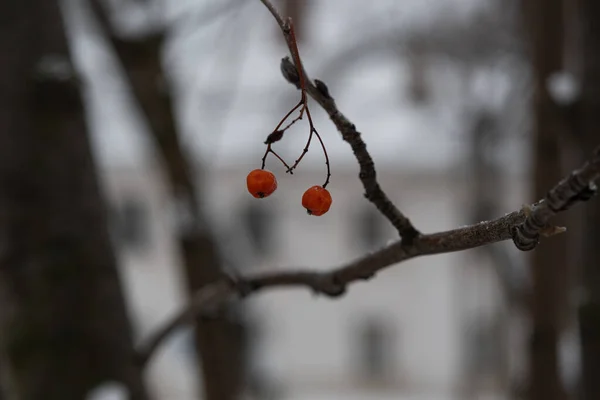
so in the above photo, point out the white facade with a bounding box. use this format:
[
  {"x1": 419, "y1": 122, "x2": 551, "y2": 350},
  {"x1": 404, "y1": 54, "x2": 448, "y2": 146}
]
[
  {"x1": 100, "y1": 160, "x2": 526, "y2": 400},
  {"x1": 70, "y1": 0, "x2": 533, "y2": 397}
]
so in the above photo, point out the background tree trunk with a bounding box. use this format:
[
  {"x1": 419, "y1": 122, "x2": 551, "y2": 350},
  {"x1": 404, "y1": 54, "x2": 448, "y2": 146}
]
[
  {"x1": 88, "y1": 2, "x2": 248, "y2": 399},
  {"x1": 0, "y1": 0, "x2": 148, "y2": 398},
  {"x1": 524, "y1": 0, "x2": 570, "y2": 399},
  {"x1": 578, "y1": 1, "x2": 600, "y2": 398}
]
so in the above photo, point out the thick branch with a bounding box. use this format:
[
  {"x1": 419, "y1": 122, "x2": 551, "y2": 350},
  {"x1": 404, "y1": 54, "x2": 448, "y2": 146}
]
[
  {"x1": 136, "y1": 149, "x2": 600, "y2": 365},
  {"x1": 260, "y1": 0, "x2": 420, "y2": 243}
]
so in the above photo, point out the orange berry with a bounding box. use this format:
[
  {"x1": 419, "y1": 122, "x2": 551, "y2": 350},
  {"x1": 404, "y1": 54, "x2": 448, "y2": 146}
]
[
  {"x1": 247, "y1": 169, "x2": 277, "y2": 198},
  {"x1": 302, "y1": 185, "x2": 332, "y2": 216}
]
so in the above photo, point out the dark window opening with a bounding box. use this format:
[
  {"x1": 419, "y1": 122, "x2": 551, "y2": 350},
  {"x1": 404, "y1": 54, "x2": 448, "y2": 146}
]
[
  {"x1": 241, "y1": 202, "x2": 272, "y2": 255},
  {"x1": 111, "y1": 198, "x2": 149, "y2": 251},
  {"x1": 355, "y1": 317, "x2": 395, "y2": 380},
  {"x1": 356, "y1": 207, "x2": 386, "y2": 250},
  {"x1": 463, "y1": 317, "x2": 503, "y2": 377}
]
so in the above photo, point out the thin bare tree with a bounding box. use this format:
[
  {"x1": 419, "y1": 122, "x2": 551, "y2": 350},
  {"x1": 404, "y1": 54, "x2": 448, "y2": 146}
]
[
  {"x1": 87, "y1": 1, "x2": 248, "y2": 398},
  {"x1": 0, "y1": 0, "x2": 148, "y2": 398},
  {"x1": 522, "y1": 0, "x2": 571, "y2": 398},
  {"x1": 578, "y1": 1, "x2": 600, "y2": 398}
]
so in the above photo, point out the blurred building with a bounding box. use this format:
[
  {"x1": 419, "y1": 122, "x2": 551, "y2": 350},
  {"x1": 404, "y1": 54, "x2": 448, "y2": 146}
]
[
  {"x1": 79, "y1": 1, "x2": 535, "y2": 398},
  {"x1": 101, "y1": 154, "x2": 526, "y2": 399}
]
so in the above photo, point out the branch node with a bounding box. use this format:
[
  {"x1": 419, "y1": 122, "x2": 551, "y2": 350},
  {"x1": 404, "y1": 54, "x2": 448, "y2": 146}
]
[
  {"x1": 264, "y1": 130, "x2": 284, "y2": 145},
  {"x1": 223, "y1": 272, "x2": 255, "y2": 298},
  {"x1": 579, "y1": 182, "x2": 598, "y2": 201},
  {"x1": 511, "y1": 226, "x2": 539, "y2": 251},
  {"x1": 314, "y1": 79, "x2": 332, "y2": 100},
  {"x1": 317, "y1": 274, "x2": 347, "y2": 297},
  {"x1": 358, "y1": 271, "x2": 376, "y2": 281}
]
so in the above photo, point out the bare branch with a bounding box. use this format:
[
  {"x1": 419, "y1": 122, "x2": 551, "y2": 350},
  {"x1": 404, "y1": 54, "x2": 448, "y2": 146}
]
[
  {"x1": 260, "y1": 0, "x2": 420, "y2": 243},
  {"x1": 136, "y1": 149, "x2": 600, "y2": 365},
  {"x1": 135, "y1": 0, "x2": 600, "y2": 369}
]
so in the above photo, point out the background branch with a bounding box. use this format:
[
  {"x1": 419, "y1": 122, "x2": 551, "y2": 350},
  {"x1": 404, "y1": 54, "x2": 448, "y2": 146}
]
[{"x1": 137, "y1": 149, "x2": 600, "y2": 365}]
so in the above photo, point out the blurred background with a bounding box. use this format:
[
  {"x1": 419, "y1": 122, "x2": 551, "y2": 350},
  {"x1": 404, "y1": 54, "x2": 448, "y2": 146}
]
[{"x1": 1, "y1": 0, "x2": 599, "y2": 399}]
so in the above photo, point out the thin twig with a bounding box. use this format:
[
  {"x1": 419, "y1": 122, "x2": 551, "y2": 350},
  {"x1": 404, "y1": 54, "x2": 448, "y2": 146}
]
[
  {"x1": 136, "y1": 150, "x2": 600, "y2": 365},
  {"x1": 260, "y1": 0, "x2": 420, "y2": 242},
  {"x1": 261, "y1": 145, "x2": 292, "y2": 171},
  {"x1": 259, "y1": 14, "x2": 331, "y2": 186},
  {"x1": 287, "y1": 18, "x2": 306, "y2": 104},
  {"x1": 273, "y1": 99, "x2": 304, "y2": 132},
  {"x1": 279, "y1": 108, "x2": 304, "y2": 132},
  {"x1": 313, "y1": 126, "x2": 332, "y2": 188}
]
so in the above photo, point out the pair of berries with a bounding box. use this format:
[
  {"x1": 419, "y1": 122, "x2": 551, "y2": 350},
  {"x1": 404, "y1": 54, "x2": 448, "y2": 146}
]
[{"x1": 246, "y1": 169, "x2": 332, "y2": 216}]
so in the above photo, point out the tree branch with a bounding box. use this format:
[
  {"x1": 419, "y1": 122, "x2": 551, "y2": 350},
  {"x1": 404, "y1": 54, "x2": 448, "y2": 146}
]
[
  {"x1": 136, "y1": 149, "x2": 600, "y2": 365},
  {"x1": 260, "y1": 0, "x2": 420, "y2": 243},
  {"x1": 134, "y1": 0, "x2": 600, "y2": 366}
]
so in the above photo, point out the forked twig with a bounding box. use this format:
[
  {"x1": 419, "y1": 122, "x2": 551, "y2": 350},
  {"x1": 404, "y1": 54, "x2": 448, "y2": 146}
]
[
  {"x1": 259, "y1": 16, "x2": 331, "y2": 187},
  {"x1": 260, "y1": 0, "x2": 419, "y2": 241}
]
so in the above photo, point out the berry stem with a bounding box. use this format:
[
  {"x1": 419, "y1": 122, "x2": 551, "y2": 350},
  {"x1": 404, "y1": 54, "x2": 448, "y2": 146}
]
[
  {"x1": 261, "y1": 17, "x2": 331, "y2": 187},
  {"x1": 279, "y1": 108, "x2": 305, "y2": 132},
  {"x1": 261, "y1": 144, "x2": 292, "y2": 171},
  {"x1": 286, "y1": 105, "x2": 316, "y2": 174},
  {"x1": 313, "y1": 128, "x2": 331, "y2": 188},
  {"x1": 287, "y1": 18, "x2": 307, "y2": 102},
  {"x1": 273, "y1": 99, "x2": 303, "y2": 132},
  {"x1": 269, "y1": 148, "x2": 292, "y2": 172}
]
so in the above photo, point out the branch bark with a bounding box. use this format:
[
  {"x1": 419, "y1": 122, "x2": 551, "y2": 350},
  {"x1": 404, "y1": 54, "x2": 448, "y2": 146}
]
[{"x1": 137, "y1": 148, "x2": 600, "y2": 364}]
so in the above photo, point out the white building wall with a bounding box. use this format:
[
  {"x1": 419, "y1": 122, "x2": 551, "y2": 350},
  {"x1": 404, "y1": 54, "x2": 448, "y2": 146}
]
[{"x1": 99, "y1": 161, "x2": 527, "y2": 399}]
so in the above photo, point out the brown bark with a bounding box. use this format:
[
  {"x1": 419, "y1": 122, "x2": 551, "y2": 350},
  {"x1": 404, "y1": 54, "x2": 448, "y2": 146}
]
[
  {"x1": 88, "y1": 2, "x2": 247, "y2": 399},
  {"x1": 0, "y1": 0, "x2": 148, "y2": 399},
  {"x1": 578, "y1": 1, "x2": 600, "y2": 398},
  {"x1": 524, "y1": 0, "x2": 569, "y2": 399}
]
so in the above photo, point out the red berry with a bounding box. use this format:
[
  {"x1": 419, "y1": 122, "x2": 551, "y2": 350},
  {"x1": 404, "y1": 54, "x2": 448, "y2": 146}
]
[
  {"x1": 302, "y1": 185, "x2": 332, "y2": 216},
  {"x1": 247, "y1": 169, "x2": 277, "y2": 198}
]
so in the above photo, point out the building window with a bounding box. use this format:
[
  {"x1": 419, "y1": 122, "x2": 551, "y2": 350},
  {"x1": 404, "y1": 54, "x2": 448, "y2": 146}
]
[
  {"x1": 241, "y1": 202, "x2": 271, "y2": 255},
  {"x1": 356, "y1": 207, "x2": 386, "y2": 250},
  {"x1": 355, "y1": 317, "x2": 395, "y2": 381},
  {"x1": 463, "y1": 317, "x2": 503, "y2": 377},
  {"x1": 111, "y1": 198, "x2": 149, "y2": 251}
]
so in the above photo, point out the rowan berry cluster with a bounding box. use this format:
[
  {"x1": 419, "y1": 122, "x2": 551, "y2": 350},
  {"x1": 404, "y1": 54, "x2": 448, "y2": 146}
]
[
  {"x1": 245, "y1": 19, "x2": 332, "y2": 216},
  {"x1": 247, "y1": 169, "x2": 332, "y2": 216}
]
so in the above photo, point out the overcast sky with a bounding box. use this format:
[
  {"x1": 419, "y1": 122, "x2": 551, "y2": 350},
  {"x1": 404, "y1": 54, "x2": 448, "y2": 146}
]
[{"x1": 65, "y1": 0, "x2": 527, "y2": 173}]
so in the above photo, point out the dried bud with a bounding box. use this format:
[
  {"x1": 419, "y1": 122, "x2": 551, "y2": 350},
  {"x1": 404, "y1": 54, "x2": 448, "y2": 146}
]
[
  {"x1": 577, "y1": 183, "x2": 597, "y2": 201},
  {"x1": 540, "y1": 225, "x2": 567, "y2": 237},
  {"x1": 265, "y1": 130, "x2": 284, "y2": 144},
  {"x1": 280, "y1": 57, "x2": 301, "y2": 89},
  {"x1": 314, "y1": 79, "x2": 332, "y2": 100}
]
